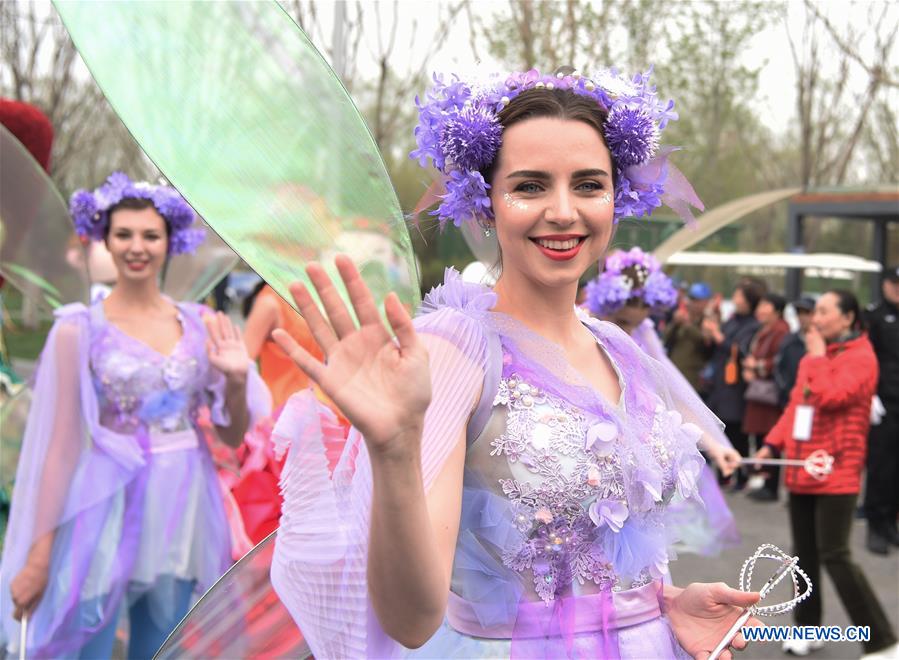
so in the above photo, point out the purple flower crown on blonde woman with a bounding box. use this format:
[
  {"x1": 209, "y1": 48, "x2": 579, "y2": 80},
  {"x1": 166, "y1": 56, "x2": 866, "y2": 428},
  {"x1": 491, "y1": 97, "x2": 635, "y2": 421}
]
[
  {"x1": 69, "y1": 172, "x2": 205, "y2": 255},
  {"x1": 586, "y1": 247, "x2": 678, "y2": 316},
  {"x1": 411, "y1": 67, "x2": 703, "y2": 229}
]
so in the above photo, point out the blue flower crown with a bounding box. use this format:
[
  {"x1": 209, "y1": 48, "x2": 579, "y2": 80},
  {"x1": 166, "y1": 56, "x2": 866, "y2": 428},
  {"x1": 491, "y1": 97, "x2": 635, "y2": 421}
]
[
  {"x1": 585, "y1": 247, "x2": 678, "y2": 316},
  {"x1": 411, "y1": 67, "x2": 702, "y2": 229},
  {"x1": 69, "y1": 172, "x2": 204, "y2": 255}
]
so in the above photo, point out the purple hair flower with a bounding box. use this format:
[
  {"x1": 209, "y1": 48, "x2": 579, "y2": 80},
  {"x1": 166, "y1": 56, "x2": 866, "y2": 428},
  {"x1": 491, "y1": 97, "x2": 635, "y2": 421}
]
[
  {"x1": 434, "y1": 169, "x2": 492, "y2": 228},
  {"x1": 585, "y1": 247, "x2": 677, "y2": 315},
  {"x1": 585, "y1": 275, "x2": 632, "y2": 316},
  {"x1": 67, "y1": 171, "x2": 203, "y2": 254},
  {"x1": 643, "y1": 271, "x2": 678, "y2": 309},
  {"x1": 614, "y1": 173, "x2": 664, "y2": 219},
  {"x1": 440, "y1": 105, "x2": 502, "y2": 171},
  {"x1": 605, "y1": 104, "x2": 659, "y2": 167},
  {"x1": 169, "y1": 227, "x2": 207, "y2": 256},
  {"x1": 410, "y1": 66, "x2": 700, "y2": 230},
  {"x1": 69, "y1": 189, "x2": 103, "y2": 241}
]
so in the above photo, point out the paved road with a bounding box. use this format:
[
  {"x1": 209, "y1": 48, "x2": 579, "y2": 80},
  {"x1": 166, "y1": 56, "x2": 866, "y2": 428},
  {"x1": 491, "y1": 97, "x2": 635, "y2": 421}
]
[{"x1": 672, "y1": 489, "x2": 899, "y2": 659}]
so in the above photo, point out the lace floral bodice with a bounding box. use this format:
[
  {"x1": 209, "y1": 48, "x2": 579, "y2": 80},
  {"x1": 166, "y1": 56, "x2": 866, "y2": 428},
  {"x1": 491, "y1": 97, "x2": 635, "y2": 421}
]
[
  {"x1": 461, "y1": 344, "x2": 704, "y2": 606},
  {"x1": 89, "y1": 303, "x2": 221, "y2": 435}
]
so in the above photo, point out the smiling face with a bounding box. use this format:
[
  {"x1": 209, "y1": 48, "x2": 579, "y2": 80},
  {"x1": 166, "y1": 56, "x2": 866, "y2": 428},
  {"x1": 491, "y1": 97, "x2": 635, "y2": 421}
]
[
  {"x1": 106, "y1": 205, "x2": 168, "y2": 283},
  {"x1": 488, "y1": 117, "x2": 615, "y2": 293}
]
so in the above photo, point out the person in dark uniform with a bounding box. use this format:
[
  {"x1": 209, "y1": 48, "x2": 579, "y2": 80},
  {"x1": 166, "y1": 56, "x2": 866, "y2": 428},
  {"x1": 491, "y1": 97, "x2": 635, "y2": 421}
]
[{"x1": 863, "y1": 265, "x2": 899, "y2": 555}]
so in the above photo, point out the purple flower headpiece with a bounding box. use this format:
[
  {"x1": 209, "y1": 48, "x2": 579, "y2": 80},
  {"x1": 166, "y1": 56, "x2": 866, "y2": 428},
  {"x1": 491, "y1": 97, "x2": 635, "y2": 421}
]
[
  {"x1": 69, "y1": 172, "x2": 205, "y2": 255},
  {"x1": 411, "y1": 67, "x2": 703, "y2": 230},
  {"x1": 585, "y1": 247, "x2": 677, "y2": 316}
]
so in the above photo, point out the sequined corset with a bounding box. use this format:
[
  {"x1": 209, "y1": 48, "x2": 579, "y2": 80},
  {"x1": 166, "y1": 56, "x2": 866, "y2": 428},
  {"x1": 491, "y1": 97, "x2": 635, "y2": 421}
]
[
  {"x1": 90, "y1": 307, "x2": 211, "y2": 435},
  {"x1": 455, "y1": 347, "x2": 705, "y2": 606}
]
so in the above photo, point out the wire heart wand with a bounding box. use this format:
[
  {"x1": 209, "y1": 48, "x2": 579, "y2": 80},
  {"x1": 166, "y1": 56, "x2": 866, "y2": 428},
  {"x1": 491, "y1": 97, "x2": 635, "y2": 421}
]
[
  {"x1": 741, "y1": 449, "x2": 834, "y2": 481},
  {"x1": 708, "y1": 544, "x2": 813, "y2": 660}
]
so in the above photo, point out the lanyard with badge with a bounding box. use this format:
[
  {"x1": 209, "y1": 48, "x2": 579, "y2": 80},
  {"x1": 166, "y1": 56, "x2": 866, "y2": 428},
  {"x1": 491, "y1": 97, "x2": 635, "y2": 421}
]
[{"x1": 793, "y1": 383, "x2": 815, "y2": 441}]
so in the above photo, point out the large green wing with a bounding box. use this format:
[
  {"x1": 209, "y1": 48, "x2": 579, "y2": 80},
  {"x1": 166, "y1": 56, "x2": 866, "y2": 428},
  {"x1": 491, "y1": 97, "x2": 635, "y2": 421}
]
[{"x1": 53, "y1": 1, "x2": 419, "y2": 312}]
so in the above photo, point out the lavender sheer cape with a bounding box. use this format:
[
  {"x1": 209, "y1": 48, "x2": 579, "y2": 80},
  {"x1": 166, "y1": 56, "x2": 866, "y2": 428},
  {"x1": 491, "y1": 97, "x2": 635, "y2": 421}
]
[
  {"x1": 0, "y1": 301, "x2": 271, "y2": 658},
  {"x1": 271, "y1": 271, "x2": 729, "y2": 658},
  {"x1": 631, "y1": 319, "x2": 739, "y2": 556}
]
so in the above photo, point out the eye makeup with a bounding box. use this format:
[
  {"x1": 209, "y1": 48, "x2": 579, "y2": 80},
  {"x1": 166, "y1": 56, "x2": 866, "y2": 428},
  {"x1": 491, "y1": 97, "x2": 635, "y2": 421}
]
[{"x1": 503, "y1": 192, "x2": 530, "y2": 210}]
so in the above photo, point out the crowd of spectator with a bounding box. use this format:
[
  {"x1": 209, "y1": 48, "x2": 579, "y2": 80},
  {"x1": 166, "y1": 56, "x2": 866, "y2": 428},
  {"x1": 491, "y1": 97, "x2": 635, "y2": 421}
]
[
  {"x1": 656, "y1": 266, "x2": 899, "y2": 656},
  {"x1": 660, "y1": 267, "x2": 899, "y2": 558}
]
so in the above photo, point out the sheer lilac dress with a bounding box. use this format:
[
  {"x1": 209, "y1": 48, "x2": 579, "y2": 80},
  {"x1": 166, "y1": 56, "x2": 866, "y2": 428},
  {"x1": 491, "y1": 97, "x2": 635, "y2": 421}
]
[
  {"x1": 630, "y1": 319, "x2": 739, "y2": 559},
  {"x1": 0, "y1": 300, "x2": 270, "y2": 658},
  {"x1": 270, "y1": 270, "x2": 730, "y2": 658}
]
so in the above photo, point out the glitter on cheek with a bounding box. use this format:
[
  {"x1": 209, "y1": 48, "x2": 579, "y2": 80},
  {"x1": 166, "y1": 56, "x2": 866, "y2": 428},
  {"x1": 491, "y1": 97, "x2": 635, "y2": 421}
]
[
  {"x1": 599, "y1": 192, "x2": 613, "y2": 205},
  {"x1": 503, "y1": 192, "x2": 529, "y2": 211}
]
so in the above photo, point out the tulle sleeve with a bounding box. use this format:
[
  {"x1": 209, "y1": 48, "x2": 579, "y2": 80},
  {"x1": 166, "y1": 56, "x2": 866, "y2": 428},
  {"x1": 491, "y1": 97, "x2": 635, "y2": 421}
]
[
  {"x1": 270, "y1": 272, "x2": 498, "y2": 658},
  {"x1": 630, "y1": 319, "x2": 739, "y2": 556},
  {"x1": 205, "y1": 360, "x2": 271, "y2": 428},
  {"x1": 632, "y1": 319, "x2": 731, "y2": 450},
  {"x1": 0, "y1": 304, "x2": 146, "y2": 656}
]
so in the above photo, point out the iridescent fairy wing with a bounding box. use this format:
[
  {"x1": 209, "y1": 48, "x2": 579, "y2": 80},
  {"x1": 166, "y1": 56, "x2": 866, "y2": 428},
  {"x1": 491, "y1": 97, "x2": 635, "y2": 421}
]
[
  {"x1": 163, "y1": 219, "x2": 240, "y2": 303},
  {"x1": 0, "y1": 125, "x2": 89, "y2": 310},
  {"x1": 155, "y1": 532, "x2": 310, "y2": 660},
  {"x1": 53, "y1": 1, "x2": 420, "y2": 313}
]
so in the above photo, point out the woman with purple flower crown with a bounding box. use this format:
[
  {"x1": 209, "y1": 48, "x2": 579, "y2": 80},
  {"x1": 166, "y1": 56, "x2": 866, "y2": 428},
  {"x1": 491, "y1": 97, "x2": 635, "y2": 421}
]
[
  {"x1": 1, "y1": 174, "x2": 271, "y2": 659},
  {"x1": 583, "y1": 247, "x2": 742, "y2": 557},
  {"x1": 269, "y1": 68, "x2": 762, "y2": 659}
]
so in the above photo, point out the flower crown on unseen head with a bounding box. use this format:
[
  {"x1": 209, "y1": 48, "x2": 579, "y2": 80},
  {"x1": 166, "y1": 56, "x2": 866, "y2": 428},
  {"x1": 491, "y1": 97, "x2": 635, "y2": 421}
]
[
  {"x1": 69, "y1": 172, "x2": 204, "y2": 255},
  {"x1": 410, "y1": 67, "x2": 703, "y2": 230},
  {"x1": 585, "y1": 247, "x2": 678, "y2": 316}
]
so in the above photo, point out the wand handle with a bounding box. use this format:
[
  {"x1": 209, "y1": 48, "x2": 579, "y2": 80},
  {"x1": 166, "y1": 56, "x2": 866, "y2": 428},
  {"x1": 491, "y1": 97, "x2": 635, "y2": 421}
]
[
  {"x1": 708, "y1": 609, "x2": 752, "y2": 660},
  {"x1": 739, "y1": 458, "x2": 808, "y2": 467},
  {"x1": 19, "y1": 614, "x2": 27, "y2": 660}
]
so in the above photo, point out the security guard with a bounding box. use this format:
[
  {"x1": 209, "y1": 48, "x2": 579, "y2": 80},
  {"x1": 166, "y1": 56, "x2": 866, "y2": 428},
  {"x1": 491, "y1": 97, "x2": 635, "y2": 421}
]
[{"x1": 864, "y1": 265, "x2": 899, "y2": 554}]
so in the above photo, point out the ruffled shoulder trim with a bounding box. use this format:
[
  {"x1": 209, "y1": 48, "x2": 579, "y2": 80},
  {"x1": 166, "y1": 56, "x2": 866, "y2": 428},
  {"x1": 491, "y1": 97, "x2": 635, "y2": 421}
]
[
  {"x1": 176, "y1": 300, "x2": 212, "y2": 318},
  {"x1": 53, "y1": 302, "x2": 89, "y2": 320},
  {"x1": 419, "y1": 267, "x2": 497, "y2": 316}
]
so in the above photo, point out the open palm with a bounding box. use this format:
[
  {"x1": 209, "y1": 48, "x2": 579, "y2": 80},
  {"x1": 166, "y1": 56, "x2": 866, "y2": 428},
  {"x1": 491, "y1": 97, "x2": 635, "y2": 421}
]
[
  {"x1": 205, "y1": 311, "x2": 251, "y2": 378},
  {"x1": 274, "y1": 255, "x2": 431, "y2": 453}
]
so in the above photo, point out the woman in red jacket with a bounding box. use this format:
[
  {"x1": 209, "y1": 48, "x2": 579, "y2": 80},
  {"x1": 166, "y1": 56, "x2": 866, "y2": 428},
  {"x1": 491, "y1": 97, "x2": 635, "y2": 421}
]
[{"x1": 756, "y1": 290, "x2": 896, "y2": 657}]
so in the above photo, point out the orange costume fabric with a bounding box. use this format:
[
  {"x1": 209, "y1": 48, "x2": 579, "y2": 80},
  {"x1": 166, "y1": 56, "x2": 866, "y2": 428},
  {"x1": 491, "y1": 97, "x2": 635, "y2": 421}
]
[{"x1": 256, "y1": 285, "x2": 322, "y2": 409}]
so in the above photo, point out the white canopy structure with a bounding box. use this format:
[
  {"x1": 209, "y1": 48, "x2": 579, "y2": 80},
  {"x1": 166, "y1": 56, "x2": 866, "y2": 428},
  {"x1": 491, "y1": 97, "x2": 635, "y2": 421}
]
[{"x1": 663, "y1": 251, "x2": 882, "y2": 280}]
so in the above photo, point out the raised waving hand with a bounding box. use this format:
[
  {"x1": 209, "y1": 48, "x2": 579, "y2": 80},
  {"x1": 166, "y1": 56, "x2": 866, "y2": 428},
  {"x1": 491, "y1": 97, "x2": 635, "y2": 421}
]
[{"x1": 273, "y1": 255, "x2": 432, "y2": 455}]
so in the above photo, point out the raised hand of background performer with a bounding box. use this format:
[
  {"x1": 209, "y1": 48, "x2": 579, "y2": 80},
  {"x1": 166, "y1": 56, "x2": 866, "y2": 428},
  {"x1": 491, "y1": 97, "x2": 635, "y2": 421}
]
[
  {"x1": 205, "y1": 311, "x2": 251, "y2": 382},
  {"x1": 274, "y1": 255, "x2": 431, "y2": 458}
]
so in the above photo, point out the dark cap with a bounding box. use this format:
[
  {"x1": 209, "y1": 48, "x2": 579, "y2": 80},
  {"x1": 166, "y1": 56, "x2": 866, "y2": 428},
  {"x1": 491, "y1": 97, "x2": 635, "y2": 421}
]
[
  {"x1": 884, "y1": 265, "x2": 899, "y2": 283},
  {"x1": 792, "y1": 297, "x2": 815, "y2": 313}
]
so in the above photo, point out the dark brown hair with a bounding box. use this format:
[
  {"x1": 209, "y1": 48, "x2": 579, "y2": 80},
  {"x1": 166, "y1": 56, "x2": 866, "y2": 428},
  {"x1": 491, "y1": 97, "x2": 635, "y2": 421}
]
[
  {"x1": 480, "y1": 88, "x2": 616, "y2": 186},
  {"x1": 825, "y1": 289, "x2": 865, "y2": 332},
  {"x1": 761, "y1": 292, "x2": 786, "y2": 315},
  {"x1": 736, "y1": 276, "x2": 767, "y2": 314}
]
